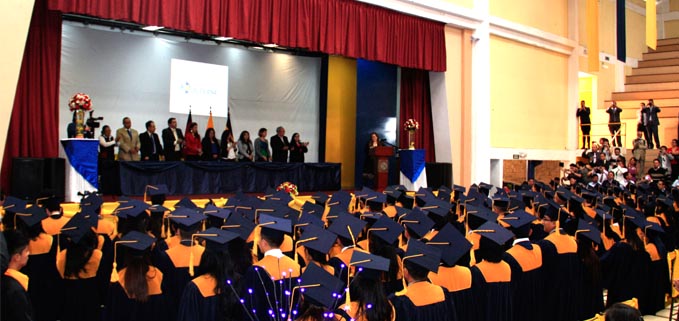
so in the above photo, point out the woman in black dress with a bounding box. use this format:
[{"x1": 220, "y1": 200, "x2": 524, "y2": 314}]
[
  {"x1": 288, "y1": 132, "x2": 309, "y2": 163},
  {"x1": 202, "y1": 128, "x2": 220, "y2": 161},
  {"x1": 362, "y1": 132, "x2": 382, "y2": 184}
]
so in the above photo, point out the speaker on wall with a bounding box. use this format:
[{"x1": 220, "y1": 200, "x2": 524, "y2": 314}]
[
  {"x1": 43, "y1": 158, "x2": 65, "y2": 198},
  {"x1": 11, "y1": 158, "x2": 44, "y2": 201}
]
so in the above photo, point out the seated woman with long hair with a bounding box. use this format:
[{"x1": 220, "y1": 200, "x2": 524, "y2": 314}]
[
  {"x1": 106, "y1": 231, "x2": 170, "y2": 321},
  {"x1": 336, "y1": 252, "x2": 395, "y2": 321},
  {"x1": 57, "y1": 213, "x2": 109, "y2": 321},
  {"x1": 177, "y1": 228, "x2": 245, "y2": 321}
]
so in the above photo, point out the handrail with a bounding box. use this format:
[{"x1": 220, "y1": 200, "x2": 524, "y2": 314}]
[{"x1": 578, "y1": 122, "x2": 627, "y2": 149}]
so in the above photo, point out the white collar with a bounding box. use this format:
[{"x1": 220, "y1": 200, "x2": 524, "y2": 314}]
[
  {"x1": 512, "y1": 238, "x2": 530, "y2": 246},
  {"x1": 264, "y1": 248, "x2": 284, "y2": 258},
  {"x1": 341, "y1": 245, "x2": 355, "y2": 253}
]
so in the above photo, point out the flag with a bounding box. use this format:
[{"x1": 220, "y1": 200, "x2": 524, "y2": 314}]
[
  {"x1": 586, "y1": 0, "x2": 599, "y2": 72},
  {"x1": 646, "y1": 0, "x2": 657, "y2": 50},
  {"x1": 185, "y1": 107, "x2": 193, "y2": 134},
  {"x1": 207, "y1": 107, "x2": 214, "y2": 129}
]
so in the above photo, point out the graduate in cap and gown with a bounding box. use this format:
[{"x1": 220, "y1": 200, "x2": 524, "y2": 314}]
[
  {"x1": 389, "y1": 239, "x2": 457, "y2": 321},
  {"x1": 426, "y1": 223, "x2": 474, "y2": 321},
  {"x1": 106, "y1": 231, "x2": 170, "y2": 321},
  {"x1": 536, "y1": 201, "x2": 583, "y2": 321},
  {"x1": 57, "y1": 212, "x2": 110, "y2": 321},
  {"x1": 293, "y1": 263, "x2": 345, "y2": 321},
  {"x1": 1, "y1": 229, "x2": 35, "y2": 321},
  {"x1": 243, "y1": 214, "x2": 300, "y2": 321},
  {"x1": 499, "y1": 210, "x2": 544, "y2": 321},
  {"x1": 177, "y1": 228, "x2": 245, "y2": 321},
  {"x1": 574, "y1": 219, "x2": 604, "y2": 320},
  {"x1": 335, "y1": 251, "x2": 395, "y2": 321},
  {"x1": 364, "y1": 215, "x2": 405, "y2": 295},
  {"x1": 470, "y1": 222, "x2": 514, "y2": 321},
  {"x1": 13, "y1": 204, "x2": 62, "y2": 321}
]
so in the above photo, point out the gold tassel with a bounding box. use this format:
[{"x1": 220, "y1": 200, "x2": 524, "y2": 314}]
[
  {"x1": 394, "y1": 253, "x2": 424, "y2": 296},
  {"x1": 294, "y1": 237, "x2": 317, "y2": 264},
  {"x1": 111, "y1": 262, "x2": 119, "y2": 283},
  {"x1": 112, "y1": 240, "x2": 138, "y2": 283},
  {"x1": 190, "y1": 233, "x2": 218, "y2": 277},
  {"x1": 366, "y1": 228, "x2": 387, "y2": 253},
  {"x1": 347, "y1": 226, "x2": 356, "y2": 246},
  {"x1": 189, "y1": 250, "x2": 195, "y2": 277}
]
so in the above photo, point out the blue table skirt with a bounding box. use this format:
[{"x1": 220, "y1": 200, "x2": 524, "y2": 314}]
[{"x1": 118, "y1": 161, "x2": 341, "y2": 195}]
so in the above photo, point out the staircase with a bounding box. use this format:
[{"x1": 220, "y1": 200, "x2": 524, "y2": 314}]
[{"x1": 607, "y1": 38, "x2": 679, "y2": 127}]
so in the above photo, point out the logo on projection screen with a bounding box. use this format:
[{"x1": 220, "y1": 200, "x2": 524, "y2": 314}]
[{"x1": 169, "y1": 59, "x2": 229, "y2": 117}]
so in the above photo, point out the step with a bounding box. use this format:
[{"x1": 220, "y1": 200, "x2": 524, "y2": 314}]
[
  {"x1": 604, "y1": 98, "x2": 679, "y2": 109},
  {"x1": 632, "y1": 65, "x2": 679, "y2": 75},
  {"x1": 626, "y1": 73, "x2": 679, "y2": 84},
  {"x1": 625, "y1": 82, "x2": 679, "y2": 92},
  {"x1": 643, "y1": 51, "x2": 679, "y2": 60},
  {"x1": 659, "y1": 38, "x2": 679, "y2": 46},
  {"x1": 639, "y1": 58, "x2": 679, "y2": 68},
  {"x1": 649, "y1": 44, "x2": 679, "y2": 52},
  {"x1": 612, "y1": 89, "x2": 679, "y2": 100}
]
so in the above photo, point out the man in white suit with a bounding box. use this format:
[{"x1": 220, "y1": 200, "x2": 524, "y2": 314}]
[{"x1": 116, "y1": 117, "x2": 140, "y2": 161}]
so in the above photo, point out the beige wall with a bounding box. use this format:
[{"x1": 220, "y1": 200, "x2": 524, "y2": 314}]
[
  {"x1": 489, "y1": 36, "x2": 570, "y2": 150},
  {"x1": 0, "y1": 0, "x2": 35, "y2": 179},
  {"x1": 490, "y1": 0, "x2": 569, "y2": 37},
  {"x1": 441, "y1": 0, "x2": 474, "y2": 9},
  {"x1": 666, "y1": 21, "x2": 679, "y2": 38}
]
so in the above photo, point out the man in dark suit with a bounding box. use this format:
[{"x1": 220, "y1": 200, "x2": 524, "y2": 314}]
[
  {"x1": 270, "y1": 126, "x2": 289, "y2": 162},
  {"x1": 644, "y1": 98, "x2": 661, "y2": 149},
  {"x1": 606, "y1": 101, "x2": 623, "y2": 147},
  {"x1": 162, "y1": 117, "x2": 184, "y2": 161},
  {"x1": 140, "y1": 120, "x2": 164, "y2": 161}
]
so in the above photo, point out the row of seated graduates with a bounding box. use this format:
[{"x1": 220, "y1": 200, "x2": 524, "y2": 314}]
[{"x1": 2, "y1": 177, "x2": 675, "y2": 321}]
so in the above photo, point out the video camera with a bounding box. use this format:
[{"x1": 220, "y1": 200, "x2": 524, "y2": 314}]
[{"x1": 84, "y1": 111, "x2": 103, "y2": 139}]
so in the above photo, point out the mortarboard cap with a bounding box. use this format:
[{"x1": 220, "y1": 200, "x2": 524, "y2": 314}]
[
  {"x1": 196, "y1": 227, "x2": 239, "y2": 251},
  {"x1": 404, "y1": 239, "x2": 442, "y2": 273},
  {"x1": 169, "y1": 208, "x2": 204, "y2": 230},
  {"x1": 437, "y1": 186, "x2": 452, "y2": 202},
  {"x1": 298, "y1": 263, "x2": 345, "y2": 309},
  {"x1": 146, "y1": 184, "x2": 169, "y2": 197},
  {"x1": 294, "y1": 212, "x2": 325, "y2": 232},
  {"x1": 298, "y1": 224, "x2": 336, "y2": 254},
  {"x1": 148, "y1": 204, "x2": 170, "y2": 214},
  {"x1": 327, "y1": 213, "x2": 366, "y2": 245},
  {"x1": 399, "y1": 208, "x2": 435, "y2": 238},
  {"x1": 575, "y1": 220, "x2": 601, "y2": 244},
  {"x1": 3, "y1": 196, "x2": 27, "y2": 213},
  {"x1": 500, "y1": 209, "x2": 536, "y2": 230},
  {"x1": 203, "y1": 204, "x2": 231, "y2": 221},
  {"x1": 327, "y1": 191, "x2": 352, "y2": 214},
  {"x1": 427, "y1": 223, "x2": 471, "y2": 266},
  {"x1": 350, "y1": 251, "x2": 390, "y2": 272},
  {"x1": 174, "y1": 197, "x2": 198, "y2": 209},
  {"x1": 301, "y1": 202, "x2": 324, "y2": 219},
  {"x1": 311, "y1": 192, "x2": 329, "y2": 206},
  {"x1": 221, "y1": 213, "x2": 255, "y2": 240},
  {"x1": 368, "y1": 215, "x2": 403, "y2": 244},
  {"x1": 60, "y1": 211, "x2": 95, "y2": 244},
  {"x1": 81, "y1": 194, "x2": 104, "y2": 213},
  {"x1": 115, "y1": 199, "x2": 150, "y2": 219},
  {"x1": 15, "y1": 205, "x2": 47, "y2": 227},
  {"x1": 420, "y1": 198, "x2": 451, "y2": 217},
  {"x1": 269, "y1": 190, "x2": 293, "y2": 204},
  {"x1": 399, "y1": 194, "x2": 416, "y2": 210},
  {"x1": 466, "y1": 205, "x2": 498, "y2": 223},
  {"x1": 595, "y1": 209, "x2": 613, "y2": 221},
  {"x1": 258, "y1": 213, "x2": 292, "y2": 233},
  {"x1": 118, "y1": 230, "x2": 155, "y2": 253},
  {"x1": 473, "y1": 222, "x2": 515, "y2": 246},
  {"x1": 384, "y1": 185, "x2": 404, "y2": 203}
]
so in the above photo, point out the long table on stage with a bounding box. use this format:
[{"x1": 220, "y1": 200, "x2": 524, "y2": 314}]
[{"x1": 116, "y1": 161, "x2": 341, "y2": 196}]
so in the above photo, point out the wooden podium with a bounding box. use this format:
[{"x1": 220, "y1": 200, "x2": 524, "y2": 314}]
[{"x1": 370, "y1": 146, "x2": 395, "y2": 191}]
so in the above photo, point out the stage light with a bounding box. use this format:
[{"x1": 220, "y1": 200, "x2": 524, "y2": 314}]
[
  {"x1": 250, "y1": 46, "x2": 265, "y2": 50},
  {"x1": 142, "y1": 25, "x2": 164, "y2": 31},
  {"x1": 214, "y1": 36, "x2": 233, "y2": 41},
  {"x1": 263, "y1": 43, "x2": 278, "y2": 48}
]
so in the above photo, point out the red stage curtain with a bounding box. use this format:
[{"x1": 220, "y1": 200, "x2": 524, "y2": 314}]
[
  {"x1": 48, "y1": 0, "x2": 446, "y2": 71},
  {"x1": 399, "y1": 68, "x2": 436, "y2": 162},
  {"x1": 1, "y1": 0, "x2": 62, "y2": 193}
]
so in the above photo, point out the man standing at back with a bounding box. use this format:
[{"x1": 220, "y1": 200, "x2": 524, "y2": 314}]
[
  {"x1": 139, "y1": 120, "x2": 164, "y2": 161},
  {"x1": 644, "y1": 98, "x2": 661, "y2": 149},
  {"x1": 606, "y1": 101, "x2": 623, "y2": 147},
  {"x1": 116, "y1": 117, "x2": 140, "y2": 161},
  {"x1": 162, "y1": 117, "x2": 184, "y2": 161},
  {"x1": 270, "y1": 126, "x2": 289, "y2": 162}
]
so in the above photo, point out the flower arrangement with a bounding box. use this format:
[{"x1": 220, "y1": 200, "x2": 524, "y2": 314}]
[
  {"x1": 404, "y1": 118, "x2": 419, "y2": 131},
  {"x1": 277, "y1": 182, "x2": 299, "y2": 196},
  {"x1": 68, "y1": 93, "x2": 93, "y2": 111}
]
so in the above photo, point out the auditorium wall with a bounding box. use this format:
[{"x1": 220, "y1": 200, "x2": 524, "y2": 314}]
[
  {"x1": 325, "y1": 56, "x2": 357, "y2": 189},
  {"x1": 441, "y1": 0, "x2": 474, "y2": 9},
  {"x1": 490, "y1": 0, "x2": 569, "y2": 38},
  {"x1": 0, "y1": 0, "x2": 35, "y2": 177},
  {"x1": 489, "y1": 35, "x2": 570, "y2": 150}
]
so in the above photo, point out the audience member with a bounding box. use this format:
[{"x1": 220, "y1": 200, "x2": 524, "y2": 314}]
[
  {"x1": 577, "y1": 100, "x2": 591, "y2": 149},
  {"x1": 659, "y1": 146, "x2": 673, "y2": 178},
  {"x1": 220, "y1": 129, "x2": 238, "y2": 161},
  {"x1": 116, "y1": 117, "x2": 141, "y2": 161},
  {"x1": 606, "y1": 102, "x2": 623, "y2": 147},
  {"x1": 183, "y1": 122, "x2": 202, "y2": 161},
  {"x1": 670, "y1": 139, "x2": 679, "y2": 180},
  {"x1": 632, "y1": 131, "x2": 647, "y2": 174},
  {"x1": 139, "y1": 120, "x2": 164, "y2": 161},
  {"x1": 162, "y1": 117, "x2": 184, "y2": 161},
  {"x1": 648, "y1": 159, "x2": 668, "y2": 183},
  {"x1": 644, "y1": 98, "x2": 661, "y2": 149},
  {"x1": 603, "y1": 303, "x2": 642, "y2": 321},
  {"x1": 270, "y1": 126, "x2": 289, "y2": 163}
]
